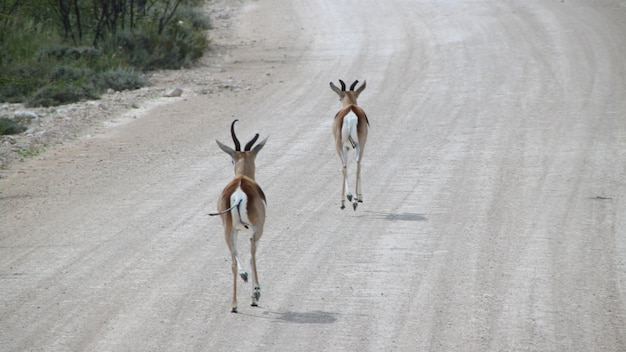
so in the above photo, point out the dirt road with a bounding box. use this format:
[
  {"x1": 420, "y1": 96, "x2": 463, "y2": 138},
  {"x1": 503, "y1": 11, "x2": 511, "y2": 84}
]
[{"x1": 1, "y1": 0, "x2": 625, "y2": 351}]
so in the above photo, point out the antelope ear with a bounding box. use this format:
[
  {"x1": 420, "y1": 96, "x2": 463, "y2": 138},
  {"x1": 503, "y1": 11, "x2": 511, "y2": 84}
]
[
  {"x1": 355, "y1": 80, "x2": 366, "y2": 95},
  {"x1": 329, "y1": 82, "x2": 342, "y2": 96},
  {"x1": 251, "y1": 137, "x2": 268, "y2": 156},
  {"x1": 216, "y1": 140, "x2": 235, "y2": 158}
]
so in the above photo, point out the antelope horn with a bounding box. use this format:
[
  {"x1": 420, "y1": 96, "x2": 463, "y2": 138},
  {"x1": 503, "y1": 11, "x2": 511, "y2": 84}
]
[
  {"x1": 350, "y1": 80, "x2": 359, "y2": 91},
  {"x1": 230, "y1": 119, "x2": 241, "y2": 151},
  {"x1": 244, "y1": 133, "x2": 260, "y2": 151},
  {"x1": 339, "y1": 79, "x2": 346, "y2": 91}
]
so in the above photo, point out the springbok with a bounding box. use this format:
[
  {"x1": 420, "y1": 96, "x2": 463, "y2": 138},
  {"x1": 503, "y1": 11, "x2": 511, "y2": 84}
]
[
  {"x1": 209, "y1": 119, "x2": 267, "y2": 313},
  {"x1": 330, "y1": 79, "x2": 369, "y2": 210}
]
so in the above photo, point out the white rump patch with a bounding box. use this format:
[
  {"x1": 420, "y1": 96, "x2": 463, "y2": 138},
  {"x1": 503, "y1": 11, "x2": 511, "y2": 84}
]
[
  {"x1": 230, "y1": 187, "x2": 250, "y2": 230},
  {"x1": 342, "y1": 111, "x2": 359, "y2": 147}
]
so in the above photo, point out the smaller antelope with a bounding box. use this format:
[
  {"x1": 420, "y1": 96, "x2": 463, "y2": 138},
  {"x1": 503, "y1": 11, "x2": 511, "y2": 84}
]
[
  {"x1": 330, "y1": 79, "x2": 369, "y2": 210},
  {"x1": 209, "y1": 119, "x2": 267, "y2": 313}
]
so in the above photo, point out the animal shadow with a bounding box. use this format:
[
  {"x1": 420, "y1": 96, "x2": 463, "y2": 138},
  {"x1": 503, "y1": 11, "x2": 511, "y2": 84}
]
[{"x1": 266, "y1": 310, "x2": 338, "y2": 324}]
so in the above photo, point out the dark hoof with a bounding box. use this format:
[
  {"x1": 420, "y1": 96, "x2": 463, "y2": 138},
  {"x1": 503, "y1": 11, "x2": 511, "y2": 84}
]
[
  {"x1": 231, "y1": 307, "x2": 238, "y2": 313},
  {"x1": 340, "y1": 204, "x2": 345, "y2": 210},
  {"x1": 347, "y1": 194, "x2": 353, "y2": 202},
  {"x1": 352, "y1": 202, "x2": 358, "y2": 211},
  {"x1": 253, "y1": 287, "x2": 261, "y2": 301},
  {"x1": 240, "y1": 272, "x2": 248, "y2": 283}
]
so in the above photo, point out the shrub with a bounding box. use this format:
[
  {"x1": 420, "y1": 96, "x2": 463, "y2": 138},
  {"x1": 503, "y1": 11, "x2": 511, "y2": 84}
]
[
  {"x1": 37, "y1": 45, "x2": 101, "y2": 61},
  {"x1": 92, "y1": 67, "x2": 147, "y2": 92},
  {"x1": 28, "y1": 82, "x2": 98, "y2": 107},
  {"x1": 109, "y1": 19, "x2": 209, "y2": 71},
  {"x1": 0, "y1": 64, "x2": 46, "y2": 103},
  {"x1": 0, "y1": 0, "x2": 212, "y2": 106},
  {"x1": 176, "y1": 6, "x2": 213, "y2": 31},
  {"x1": 0, "y1": 117, "x2": 28, "y2": 135}
]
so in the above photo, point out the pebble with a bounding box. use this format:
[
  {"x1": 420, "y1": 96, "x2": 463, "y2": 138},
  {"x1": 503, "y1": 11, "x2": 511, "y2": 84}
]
[{"x1": 164, "y1": 88, "x2": 183, "y2": 97}]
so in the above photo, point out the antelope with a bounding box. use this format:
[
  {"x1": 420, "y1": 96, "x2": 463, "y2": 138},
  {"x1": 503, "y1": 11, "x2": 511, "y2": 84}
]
[
  {"x1": 330, "y1": 79, "x2": 369, "y2": 210},
  {"x1": 209, "y1": 119, "x2": 267, "y2": 313}
]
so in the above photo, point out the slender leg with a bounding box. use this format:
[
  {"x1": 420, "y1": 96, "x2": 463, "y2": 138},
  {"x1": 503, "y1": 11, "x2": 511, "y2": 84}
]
[
  {"x1": 230, "y1": 253, "x2": 238, "y2": 313},
  {"x1": 353, "y1": 161, "x2": 361, "y2": 210},
  {"x1": 228, "y1": 230, "x2": 239, "y2": 313},
  {"x1": 341, "y1": 146, "x2": 352, "y2": 209},
  {"x1": 355, "y1": 145, "x2": 363, "y2": 204},
  {"x1": 348, "y1": 145, "x2": 360, "y2": 210},
  {"x1": 229, "y1": 229, "x2": 248, "y2": 313},
  {"x1": 231, "y1": 230, "x2": 248, "y2": 282},
  {"x1": 341, "y1": 164, "x2": 348, "y2": 209},
  {"x1": 250, "y1": 230, "x2": 262, "y2": 306}
]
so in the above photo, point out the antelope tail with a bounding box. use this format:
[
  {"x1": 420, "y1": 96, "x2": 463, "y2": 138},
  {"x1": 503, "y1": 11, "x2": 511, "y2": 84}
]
[
  {"x1": 208, "y1": 199, "x2": 242, "y2": 216},
  {"x1": 348, "y1": 136, "x2": 357, "y2": 149}
]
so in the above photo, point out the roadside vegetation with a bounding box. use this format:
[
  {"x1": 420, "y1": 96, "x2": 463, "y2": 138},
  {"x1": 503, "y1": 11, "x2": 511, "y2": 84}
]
[
  {"x1": 0, "y1": 0, "x2": 211, "y2": 109},
  {"x1": 0, "y1": 116, "x2": 28, "y2": 135}
]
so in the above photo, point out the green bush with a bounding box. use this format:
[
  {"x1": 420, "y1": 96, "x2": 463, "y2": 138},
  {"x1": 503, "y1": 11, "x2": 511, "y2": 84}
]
[
  {"x1": 176, "y1": 6, "x2": 213, "y2": 31},
  {"x1": 0, "y1": 64, "x2": 46, "y2": 103},
  {"x1": 37, "y1": 45, "x2": 102, "y2": 62},
  {"x1": 0, "y1": 0, "x2": 212, "y2": 107},
  {"x1": 92, "y1": 67, "x2": 147, "y2": 92},
  {"x1": 28, "y1": 83, "x2": 98, "y2": 107},
  {"x1": 109, "y1": 14, "x2": 209, "y2": 71},
  {"x1": 0, "y1": 117, "x2": 28, "y2": 135},
  {"x1": 25, "y1": 65, "x2": 98, "y2": 107}
]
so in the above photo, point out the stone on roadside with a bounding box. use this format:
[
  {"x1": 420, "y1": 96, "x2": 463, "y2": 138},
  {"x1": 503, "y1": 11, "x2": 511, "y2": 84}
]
[
  {"x1": 164, "y1": 88, "x2": 183, "y2": 97},
  {"x1": 13, "y1": 110, "x2": 38, "y2": 119}
]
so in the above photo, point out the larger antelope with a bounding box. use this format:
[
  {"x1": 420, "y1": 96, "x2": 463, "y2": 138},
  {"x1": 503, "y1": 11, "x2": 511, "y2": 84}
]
[
  {"x1": 209, "y1": 120, "x2": 267, "y2": 313},
  {"x1": 330, "y1": 79, "x2": 369, "y2": 210}
]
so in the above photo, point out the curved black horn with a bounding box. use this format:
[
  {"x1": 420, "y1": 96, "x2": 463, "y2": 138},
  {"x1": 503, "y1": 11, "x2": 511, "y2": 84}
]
[
  {"x1": 339, "y1": 79, "x2": 346, "y2": 91},
  {"x1": 350, "y1": 80, "x2": 359, "y2": 91},
  {"x1": 244, "y1": 133, "x2": 260, "y2": 151},
  {"x1": 230, "y1": 119, "x2": 241, "y2": 151}
]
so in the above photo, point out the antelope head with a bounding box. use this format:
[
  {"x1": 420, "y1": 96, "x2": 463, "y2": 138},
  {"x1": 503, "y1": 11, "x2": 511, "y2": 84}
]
[
  {"x1": 330, "y1": 79, "x2": 367, "y2": 107},
  {"x1": 216, "y1": 119, "x2": 267, "y2": 180}
]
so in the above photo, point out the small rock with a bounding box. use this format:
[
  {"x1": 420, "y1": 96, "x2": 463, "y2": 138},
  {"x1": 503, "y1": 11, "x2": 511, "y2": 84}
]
[
  {"x1": 57, "y1": 107, "x2": 75, "y2": 114},
  {"x1": 14, "y1": 110, "x2": 38, "y2": 119},
  {"x1": 164, "y1": 88, "x2": 183, "y2": 97}
]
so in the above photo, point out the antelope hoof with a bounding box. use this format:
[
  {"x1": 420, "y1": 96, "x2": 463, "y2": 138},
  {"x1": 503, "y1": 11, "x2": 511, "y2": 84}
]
[
  {"x1": 352, "y1": 201, "x2": 358, "y2": 211},
  {"x1": 231, "y1": 306, "x2": 238, "y2": 313},
  {"x1": 240, "y1": 272, "x2": 248, "y2": 283},
  {"x1": 251, "y1": 286, "x2": 261, "y2": 306},
  {"x1": 347, "y1": 194, "x2": 353, "y2": 202}
]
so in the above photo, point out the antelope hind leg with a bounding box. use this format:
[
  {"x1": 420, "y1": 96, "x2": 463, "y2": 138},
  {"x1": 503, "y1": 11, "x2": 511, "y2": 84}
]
[
  {"x1": 341, "y1": 148, "x2": 352, "y2": 209},
  {"x1": 250, "y1": 235, "x2": 261, "y2": 307},
  {"x1": 355, "y1": 157, "x2": 363, "y2": 204}
]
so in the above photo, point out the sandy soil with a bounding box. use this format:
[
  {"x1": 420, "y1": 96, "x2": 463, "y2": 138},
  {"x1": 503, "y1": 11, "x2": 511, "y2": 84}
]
[{"x1": 1, "y1": 0, "x2": 625, "y2": 351}]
